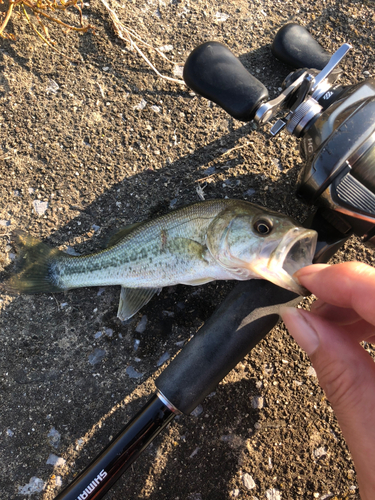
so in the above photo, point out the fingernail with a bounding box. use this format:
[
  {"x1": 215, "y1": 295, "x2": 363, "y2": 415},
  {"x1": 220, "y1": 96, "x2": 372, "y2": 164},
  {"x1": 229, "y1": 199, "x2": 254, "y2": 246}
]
[{"x1": 280, "y1": 307, "x2": 320, "y2": 356}]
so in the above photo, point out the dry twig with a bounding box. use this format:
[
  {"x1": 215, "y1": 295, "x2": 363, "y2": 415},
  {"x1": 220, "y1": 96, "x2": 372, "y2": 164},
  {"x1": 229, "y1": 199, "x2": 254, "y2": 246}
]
[{"x1": 99, "y1": 0, "x2": 185, "y2": 85}]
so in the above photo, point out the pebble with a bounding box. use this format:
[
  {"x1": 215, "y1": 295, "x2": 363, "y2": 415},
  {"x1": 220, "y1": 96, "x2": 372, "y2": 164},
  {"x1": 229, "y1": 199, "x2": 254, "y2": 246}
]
[
  {"x1": 48, "y1": 427, "x2": 61, "y2": 449},
  {"x1": 134, "y1": 99, "x2": 147, "y2": 111},
  {"x1": 215, "y1": 12, "x2": 229, "y2": 22},
  {"x1": 313, "y1": 446, "x2": 327, "y2": 459},
  {"x1": 244, "y1": 188, "x2": 256, "y2": 197},
  {"x1": 158, "y1": 44, "x2": 173, "y2": 52},
  {"x1": 135, "y1": 315, "x2": 148, "y2": 333},
  {"x1": 65, "y1": 246, "x2": 81, "y2": 256},
  {"x1": 190, "y1": 404, "x2": 203, "y2": 417},
  {"x1": 46, "y1": 79, "x2": 60, "y2": 93},
  {"x1": 88, "y1": 348, "x2": 106, "y2": 365},
  {"x1": 189, "y1": 447, "x2": 200, "y2": 458},
  {"x1": 6, "y1": 429, "x2": 14, "y2": 437},
  {"x1": 18, "y1": 477, "x2": 45, "y2": 495},
  {"x1": 133, "y1": 339, "x2": 140, "y2": 351},
  {"x1": 156, "y1": 351, "x2": 170, "y2": 366},
  {"x1": 0, "y1": 220, "x2": 10, "y2": 226},
  {"x1": 265, "y1": 489, "x2": 282, "y2": 500},
  {"x1": 307, "y1": 366, "x2": 317, "y2": 377},
  {"x1": 242, "y1": 473, "x2": 256, "y2": 490},
  {"x1": 151, "y1": 105, "x2": 161, "y2": 113},
  {"x1": 32, "y1": 200, "x2": 49, "y2": 216},
  {"x1": 46, "y1": 454, "x2": 66, "y2": 467},
  {"x1": 126, "y1": 366, "x2": 145, "y2": 379},
  {"x1": 230, "y1": 489, "x2": 240, "y2": 497},
  {"x1": 251, "y1": 396, "x2": 264, "y2": 409}
]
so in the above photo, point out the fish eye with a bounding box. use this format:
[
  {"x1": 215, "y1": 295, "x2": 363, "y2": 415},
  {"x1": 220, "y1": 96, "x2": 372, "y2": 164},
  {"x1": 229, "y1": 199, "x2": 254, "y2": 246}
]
[{"x1": 253, "y1": 218, "x2": 273, "y2": 235}]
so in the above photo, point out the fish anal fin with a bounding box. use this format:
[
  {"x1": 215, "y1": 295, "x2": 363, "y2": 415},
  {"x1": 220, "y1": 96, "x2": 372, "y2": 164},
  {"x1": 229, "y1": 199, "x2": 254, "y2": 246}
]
[
  {"x1": 181, "y1": 277, "x2": 215, "y2": 286},
  {"x1": 117, "y1": 286, "x2": 161, "y2": 322},
  {"x1": 106, "y1": 222, "x2": 144, "y2": 248}
]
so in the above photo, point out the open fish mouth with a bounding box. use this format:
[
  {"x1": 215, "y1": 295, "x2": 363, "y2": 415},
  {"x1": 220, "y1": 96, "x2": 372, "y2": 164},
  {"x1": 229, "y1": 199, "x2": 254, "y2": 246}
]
[{"x1": 251, "y1": 227, "x2": 318, "y2": 295}]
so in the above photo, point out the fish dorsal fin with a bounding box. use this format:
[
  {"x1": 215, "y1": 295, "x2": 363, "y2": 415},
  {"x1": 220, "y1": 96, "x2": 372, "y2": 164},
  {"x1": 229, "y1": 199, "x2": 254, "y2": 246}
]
[
  {"x1": 106, "y1": 222, "x2": 144, "y2": 248},
  {"x1": 117, "y1": 286, "x2": 161, "y2": 321}
]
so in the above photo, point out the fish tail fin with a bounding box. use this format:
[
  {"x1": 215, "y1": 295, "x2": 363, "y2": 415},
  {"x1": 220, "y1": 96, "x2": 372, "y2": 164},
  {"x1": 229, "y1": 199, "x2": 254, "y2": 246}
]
[{"x1": 5, "y1": 230, "x2": 66, "y2": 294}]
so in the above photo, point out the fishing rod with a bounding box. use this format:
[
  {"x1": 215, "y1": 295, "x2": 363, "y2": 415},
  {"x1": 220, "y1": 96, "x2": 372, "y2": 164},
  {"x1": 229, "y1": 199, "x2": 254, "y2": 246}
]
[{"x1": 55, "y1": 23, "x2": 375, "y2": 500}]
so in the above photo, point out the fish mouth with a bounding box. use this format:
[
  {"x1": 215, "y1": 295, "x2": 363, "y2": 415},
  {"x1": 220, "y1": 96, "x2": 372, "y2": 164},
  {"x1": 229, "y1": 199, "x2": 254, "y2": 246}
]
[{"x1": 251, "y1": 227, "x2": 318, "y2": 295}]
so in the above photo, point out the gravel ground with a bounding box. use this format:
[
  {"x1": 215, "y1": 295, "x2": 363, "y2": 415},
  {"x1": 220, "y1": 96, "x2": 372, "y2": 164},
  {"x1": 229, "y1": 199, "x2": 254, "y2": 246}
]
[{"x1": 0, "y1": 0, "x2": 374, "y2": 499}]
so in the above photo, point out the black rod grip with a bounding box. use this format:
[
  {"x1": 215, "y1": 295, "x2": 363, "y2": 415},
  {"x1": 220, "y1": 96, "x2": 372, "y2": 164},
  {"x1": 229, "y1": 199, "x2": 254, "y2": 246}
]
[
  {"x1": 183, "y1": 41, "x2": 269, "y2": 121},
  {"x1": 54, "y1": 395, "x2": 174, "y2": 500},
  {"x1": 272, "y1": 23, "x2": 331, "y2": 70},
  {"x1": 156, "y1": 281, "x2": 297, "y2": 415}
]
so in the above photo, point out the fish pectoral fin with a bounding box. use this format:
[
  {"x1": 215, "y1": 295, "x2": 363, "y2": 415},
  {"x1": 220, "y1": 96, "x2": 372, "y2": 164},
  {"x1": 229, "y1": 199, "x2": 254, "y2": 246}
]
[
  {"x1": 117, "y1": 286, "x2": 161, "y2": 322},
  {"x1": 106, "y1": 222, "x2": 144, "y2": 248}
]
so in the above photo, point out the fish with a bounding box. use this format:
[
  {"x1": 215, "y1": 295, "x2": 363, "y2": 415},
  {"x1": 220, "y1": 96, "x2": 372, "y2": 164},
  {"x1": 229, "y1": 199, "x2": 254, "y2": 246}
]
[{"x1": 5, "y1": 199, "x2": 317, "y2": 321}]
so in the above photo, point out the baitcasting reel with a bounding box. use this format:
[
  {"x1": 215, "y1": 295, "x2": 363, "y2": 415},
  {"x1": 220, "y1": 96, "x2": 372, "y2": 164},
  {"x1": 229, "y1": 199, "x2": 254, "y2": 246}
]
[{"x1": 183, "y1": 23, "x2": 375, "y2": 251}]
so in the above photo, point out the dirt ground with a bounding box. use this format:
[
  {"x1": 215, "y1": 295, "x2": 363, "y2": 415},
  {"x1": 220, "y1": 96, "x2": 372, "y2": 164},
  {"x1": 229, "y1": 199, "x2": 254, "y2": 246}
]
[{"x1": 1, "y1": 0, "x2": 375, "y2": 499}]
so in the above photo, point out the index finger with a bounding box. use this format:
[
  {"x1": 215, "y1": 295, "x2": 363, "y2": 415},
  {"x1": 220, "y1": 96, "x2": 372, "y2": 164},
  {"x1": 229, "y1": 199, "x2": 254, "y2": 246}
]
[{"x1": 296, "y1": 262, "x2": 375, "y2": 327}]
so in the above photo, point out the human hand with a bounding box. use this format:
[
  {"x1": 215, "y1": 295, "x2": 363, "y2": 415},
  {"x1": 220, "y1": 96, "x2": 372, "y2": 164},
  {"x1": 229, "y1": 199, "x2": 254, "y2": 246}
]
[{"x1": 280, "y1": 262, "x2": 375, "y2": 500}]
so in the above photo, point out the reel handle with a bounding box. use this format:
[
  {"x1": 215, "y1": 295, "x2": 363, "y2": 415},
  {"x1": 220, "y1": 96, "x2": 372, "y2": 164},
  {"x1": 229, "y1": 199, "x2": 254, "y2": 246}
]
[
  {"x1": 183, "y1": 41, "x2": 269, "y2": 121},
  {"x1": 272, "y1": 23, "x2": 331, "y2": 70}
]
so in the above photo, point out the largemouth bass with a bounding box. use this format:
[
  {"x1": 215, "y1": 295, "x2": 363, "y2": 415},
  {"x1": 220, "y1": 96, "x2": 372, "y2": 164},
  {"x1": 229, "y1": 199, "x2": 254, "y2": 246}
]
[{"x1": 6, "y1": 199, "x2": 317, "y2": 321}]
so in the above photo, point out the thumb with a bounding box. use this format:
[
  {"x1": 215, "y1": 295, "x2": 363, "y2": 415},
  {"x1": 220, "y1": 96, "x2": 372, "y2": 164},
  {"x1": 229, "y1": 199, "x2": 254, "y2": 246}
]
[{"x1": 280, "y1": 307, "x2": 375, "y2": 499}]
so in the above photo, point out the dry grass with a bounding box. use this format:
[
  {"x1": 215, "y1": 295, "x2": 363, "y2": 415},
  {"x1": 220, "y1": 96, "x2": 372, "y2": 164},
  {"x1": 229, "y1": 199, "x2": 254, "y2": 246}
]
[{"x1": 0, "y1": 0, "x2": 92, "y2": 50}]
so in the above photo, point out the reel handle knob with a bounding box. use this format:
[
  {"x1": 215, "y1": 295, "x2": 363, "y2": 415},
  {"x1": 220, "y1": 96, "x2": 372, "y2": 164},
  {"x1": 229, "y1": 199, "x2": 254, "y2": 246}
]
[
  {"x1": 183, "y1": 41, "x2": 269, "y2": 121},
  {"x1": 272, "y1": 23, "x2": 331, "y2": 70}
]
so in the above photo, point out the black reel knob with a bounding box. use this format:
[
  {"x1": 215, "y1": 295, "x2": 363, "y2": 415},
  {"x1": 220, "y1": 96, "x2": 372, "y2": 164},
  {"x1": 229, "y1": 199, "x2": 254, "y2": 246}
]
[
  {"x1": 183, "y1": 42, "x2": 269, "y2": 122},
  {"x1": 272, "y1": 23, "x2": 331, "y2": 70}
]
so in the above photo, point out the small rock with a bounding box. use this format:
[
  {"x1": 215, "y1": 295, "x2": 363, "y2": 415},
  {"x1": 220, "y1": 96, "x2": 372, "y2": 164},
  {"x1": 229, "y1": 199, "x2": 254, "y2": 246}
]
[
  {"x1": 28, "y1": 187, "x2": 35, "y2": 194},
  {"x1": 251, "y1": 396, "x2": 264, "y2": 409},
  {"x1": 313, "y1": 446, "x2": 327, "y2": 459},
  {"x1": 92, "y1": 224, "x2": 100, "y2": 232},
  {"x1": 6, "y1": 429, "x2": 14, "y2": 437},
  {"x1": 104, "y1": 328, "x2": 113, "y2": 338},
  {"x1": 189, "y1": 446, "x2": 200, "y2": 458},
  {"x1": 230, "y1": 489, "x2": 240, "y2": 498},
  {"x1": 134, "y1": 99, "x2": 147, "y2": 111},
  {"x1": 173, "y1": 65, "x2": 184, "y2": 78},
  {"x1": 244, "y1": 188, "x2": 256, "y2": 197},
  {"x1": 313, "y1": 494, "x2": 320, "y2": 499},
  {"x1": 0, "y1": 220, "x2": 10, "y2": 226},
  {"x1": 265, "y1": 488, "x2": 282, "y2": 500},
  {"x1": 55, "y1": 476, "x2": 62, "y2": 487},
  {"x1": 18, "y1": 477, "x2": 45, "y2": 495},
  {"x1": 32, "y1": 200, "x2": 49, "y2": 216},
  {"x1": 158, "y1": 44, "x2": 173, "y2": 52},
  {"x1": 156, "y1": 351, "x2": 170, "y2": 367},
  {"x1": 254, "y1": 422, "x2": 262, "y2": 430},
  {"x1": 102, "y1": 66, "x2": 110, "y2": 71},
  {"x1": 215, "y1": 12, "x2": 229, "y2": 22},
  {"x1": 151, "y1": 105, "x2": 161, "y2": 113},
  {"x1": 169, "y1": 198, "x2": 178, "y2": 208},
  {"x1": 135, "y1": 315, "x2": 148, "y2": 333},
  {"x1": 94, "y1": 331, "x2": 103, "y2": 339},
  {"x1": 190, "y1": 404, "x2": 203, "y2": 417},
  {"x1": 126, "y1": 366, "x2": 145, "y2": 379},
  {"x1": 133, "y1": 339, "x2": 140, "y2": 351},
  {"x1": 242, "y1": 473, "x2": 256, "y2": 490},
  {"x1": 187, "y1": 494, "x2": 202, "y2": 500},
  {"x1": 307, "y1": 365, "x2": 317, "y2": 377},
  {"x1": 65, "y1": 246, "x2": 81, "y2": 256},
  {"x1": 46, "y1": 454, "x2": 66, "y2": 467},
  {"x1": 46, "y1": 79, "x2": 60, "y2": 93},
  {"x1": 48, "y1": 427, "x2": 61, "y2": 449},
  {"x1": 88, "y1": 348, "x2": 106, "y2": 365}
]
